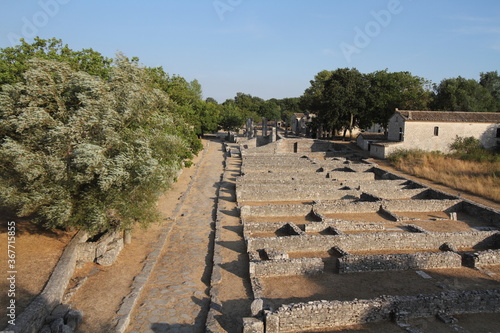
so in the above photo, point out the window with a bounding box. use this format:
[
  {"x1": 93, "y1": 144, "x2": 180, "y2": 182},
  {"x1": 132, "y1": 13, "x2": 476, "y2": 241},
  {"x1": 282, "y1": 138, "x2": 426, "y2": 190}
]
[{"x1": 434, "y1": 126, "x2": 439, "y2": 136}]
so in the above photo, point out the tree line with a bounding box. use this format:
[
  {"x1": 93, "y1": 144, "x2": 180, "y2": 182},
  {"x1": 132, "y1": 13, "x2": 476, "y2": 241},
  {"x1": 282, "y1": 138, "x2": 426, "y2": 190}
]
[{"x1": 300, "y1": 68, "x2": 500, "y2": 139}]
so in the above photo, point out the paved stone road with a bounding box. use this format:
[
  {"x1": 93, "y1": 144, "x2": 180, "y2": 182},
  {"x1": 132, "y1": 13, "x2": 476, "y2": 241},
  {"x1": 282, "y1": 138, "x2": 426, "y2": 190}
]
[{"x1": 127, "y1": 139, "x2": 224, "y2": 333}]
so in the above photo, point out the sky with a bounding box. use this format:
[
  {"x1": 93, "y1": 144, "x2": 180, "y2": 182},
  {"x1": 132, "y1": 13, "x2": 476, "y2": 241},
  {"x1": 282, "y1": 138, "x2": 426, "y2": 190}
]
[{"x1": 0, "y1": 0, "x2": 499, "y2": 102}]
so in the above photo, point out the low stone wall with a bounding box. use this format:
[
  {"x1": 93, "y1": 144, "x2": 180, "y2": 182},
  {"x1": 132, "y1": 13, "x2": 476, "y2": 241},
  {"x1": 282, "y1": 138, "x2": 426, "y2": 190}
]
[
  {"x1": 266, "y1": 289, "x2": 500, "y2": 332},
  {"x1": 382, "y1": 199, "x2": 462, "y2": 213},
  {"x1": 249, "y1": 258, "x2": 324, "y2": 277},
  {"x1": 76, "y1": 230, "x2": 124, "y2": 266},
  {"x1": 461, "y1": 200, "x2": 500, "y2": 226},
  {"x1": 305, "y1": 221, "x2": 386, "y2": 233},
  {"x1": 247, "y1": 231, "x2": 499, "y2": 253},
  {"x1": 338, "y1": 252, "x2": 462, "y2": 274},
  {"x1": 238, "y1": 187, "x2": 362, "y2": 202},
  {"x1": 240, "y1": 204, "x2": 314, "y2": 218},
  {"x1": 464, "y1": 249, "x2": 500, "y2": 268}
]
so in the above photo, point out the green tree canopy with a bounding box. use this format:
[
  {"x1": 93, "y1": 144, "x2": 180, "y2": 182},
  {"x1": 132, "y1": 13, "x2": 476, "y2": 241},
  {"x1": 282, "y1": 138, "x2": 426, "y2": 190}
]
[
  {"x1": 322, "y1": 68, "x2": 368, "y2": 138},
  {"x1": 219, "y1": 103, "x2": 245, "y2": 134},
  {"x1": 480, "y1": 71, "x2": 500, "y2": 111},
  {"x1": 431, "y1": 76, "x2": 497, "y2": 112},
  {"x1": 365, "y1": 70, "x2": 431, "y2": 128},
  {"x1": 0, "y1": 57, "x2": 195, "y2": 233},
  {"x1": 0, "y1": 37, "x2": 112, "y2": 86}
]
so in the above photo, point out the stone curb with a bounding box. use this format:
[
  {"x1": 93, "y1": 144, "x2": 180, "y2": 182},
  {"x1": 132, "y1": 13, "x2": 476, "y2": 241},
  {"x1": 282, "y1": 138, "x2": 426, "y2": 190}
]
[
  {"x1": 4, "y1": 230, "x2": 88, "y2": 333},
  {"x1": 206, "y1": 146, "x2": 234, "y2": 333},
  {"x1": 113, "y1": 142, "x2": 211, "y2": 333}
]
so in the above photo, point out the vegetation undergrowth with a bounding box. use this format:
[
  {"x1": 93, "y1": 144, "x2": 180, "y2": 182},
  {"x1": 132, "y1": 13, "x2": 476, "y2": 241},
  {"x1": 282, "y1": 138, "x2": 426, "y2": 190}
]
[{"x1": 387, "y1": 137, "x2": 500, "y2": 203}]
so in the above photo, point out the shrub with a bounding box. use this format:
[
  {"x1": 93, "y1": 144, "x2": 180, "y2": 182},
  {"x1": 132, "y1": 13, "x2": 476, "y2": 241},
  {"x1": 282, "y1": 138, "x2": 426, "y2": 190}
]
[{"x1": 0, "y1": 58, "x2": 194, "y2": 233}]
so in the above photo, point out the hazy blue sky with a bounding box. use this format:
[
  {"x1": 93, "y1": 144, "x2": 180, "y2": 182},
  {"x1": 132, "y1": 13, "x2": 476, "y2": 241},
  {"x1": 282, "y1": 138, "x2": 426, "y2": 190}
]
[{"x1": 1, "y1": 0, "x2": 499, "y2": 102}]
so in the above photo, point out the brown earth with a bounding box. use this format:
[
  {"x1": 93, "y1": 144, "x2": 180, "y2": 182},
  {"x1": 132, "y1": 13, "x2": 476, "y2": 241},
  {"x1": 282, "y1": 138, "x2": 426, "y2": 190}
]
[{"x1": 0, "y1": 214, "x2": 76, "y2": 329}]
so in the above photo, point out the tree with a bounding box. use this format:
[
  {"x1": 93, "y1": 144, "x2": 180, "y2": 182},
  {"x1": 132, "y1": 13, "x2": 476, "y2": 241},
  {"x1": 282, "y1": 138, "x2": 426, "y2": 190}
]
[
  {"x1": 480, "y1": 71, "x2": 500, "y2": 111},
  {"x1": 322, "y1": 68, "x2": 368, "y2": 139},
  {"x1": 0, "y1": 57, "x2": 194, "y2": 233},
  {"x1": 0, "y1": 37, "x2": 112, "y2": 86},
  {"x1": 299, "y1": 70, "x2": 334, "y2": 115},
  {"x1": 365, "y1": 70, "x2": 431, "y2": 128},
  {"x1": 276, "y1": 97, "x2": 301, "y2": 124},
  {"x1": 219, "y1": 103, "x2": 245, "y2": 135},
  {"x1": 259, "y1": 100, "x2": 281, "y2": 121},
  {"x1": 192, "y1": 100, "x2": 221, "y2": 137},
  {"x1": 432, "y1": 76, "x2": 496, "y2": 112}
]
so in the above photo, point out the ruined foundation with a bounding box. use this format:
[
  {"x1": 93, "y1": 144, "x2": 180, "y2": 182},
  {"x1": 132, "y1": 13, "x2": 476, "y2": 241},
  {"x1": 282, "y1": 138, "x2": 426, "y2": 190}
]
[{"x1": 238, "y1": 138, "x2": 500, "y2": 333}]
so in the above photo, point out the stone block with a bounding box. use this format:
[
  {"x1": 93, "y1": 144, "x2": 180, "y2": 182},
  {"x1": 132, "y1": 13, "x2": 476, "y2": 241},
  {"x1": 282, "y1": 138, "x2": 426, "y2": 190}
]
[
  {"x1": 265, "y1": 314, "x2": 280, "y2": 333},
  {"x1": 243, "y1": 317, "x2": 264, "y2": 333},
  {"x1": 76, "y1": 243, "x2": 96, "y2": 263},
  {"x1": 64, "y1": 309, "x2": 83, "y2": 330},
  {"x1": 50, "y1": 318, "x2": 64, "y2": 333},
  {"x1": 250, "y1": 298, "x2": 264, "y2": 317},
  {"x1": 96, "y1": 247, "x2": 120, "y2": 266}
]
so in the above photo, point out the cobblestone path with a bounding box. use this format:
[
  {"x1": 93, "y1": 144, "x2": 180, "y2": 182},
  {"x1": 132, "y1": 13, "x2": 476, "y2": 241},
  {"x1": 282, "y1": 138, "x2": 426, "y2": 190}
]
[{"x1": 127, "y1": 139, "x2": 224, "y2": 333}]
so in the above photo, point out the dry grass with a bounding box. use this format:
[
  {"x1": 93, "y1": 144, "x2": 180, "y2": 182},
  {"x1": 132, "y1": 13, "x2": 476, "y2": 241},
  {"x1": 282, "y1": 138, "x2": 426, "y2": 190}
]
[{"x1": 390, "y1": 152, "x2": 500, "y2": 203}]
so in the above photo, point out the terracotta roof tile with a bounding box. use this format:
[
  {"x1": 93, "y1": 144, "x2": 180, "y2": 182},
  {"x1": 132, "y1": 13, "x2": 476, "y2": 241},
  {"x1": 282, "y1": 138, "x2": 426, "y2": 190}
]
[{"x1": 397, "y1": 110, "x2": 500, "y2": 123}]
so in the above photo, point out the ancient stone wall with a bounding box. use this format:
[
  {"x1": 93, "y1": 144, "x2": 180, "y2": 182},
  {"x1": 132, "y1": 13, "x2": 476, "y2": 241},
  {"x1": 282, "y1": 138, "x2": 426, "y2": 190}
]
[
  {"x1": 266, "y1": 289, "x2": 500, "y2": 333},
  {"x1": 337, "y1": 252, "x2": 463, "y2": 273},
  {"x1": 464, "y1": 249, "x2": 500, "y2": 268},
  {"x1": 246, "y1": 231, "x2": 499, "y2": 253},
  {"x1": 249, "y1": 258, "x2": 324, "y2": 277}
]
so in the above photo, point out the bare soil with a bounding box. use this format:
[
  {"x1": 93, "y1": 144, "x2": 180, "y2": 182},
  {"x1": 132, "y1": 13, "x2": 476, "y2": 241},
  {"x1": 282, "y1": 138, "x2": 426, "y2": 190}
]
[
  {"x1": 261, "y1": 265, "x2": 500, "y2": 309},
  {"x1": 0, "y1": 215, "x2": 76, "y2": 329}
]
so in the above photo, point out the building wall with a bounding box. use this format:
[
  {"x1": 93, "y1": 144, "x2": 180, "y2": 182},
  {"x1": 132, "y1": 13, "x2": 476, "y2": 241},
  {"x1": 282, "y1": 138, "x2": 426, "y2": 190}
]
[
  {"x1": 387, "y1": 113, "x2": 406, "y2": 141},
  {"x1": 403, "y1": 121, "x2": 498, "y2": 152},
  {"x1": 387, "y1": 113, "x2": 499, "y2": 153},
  {"x1": 369, "y1": 142, "x2": 403, "y2": 159}
]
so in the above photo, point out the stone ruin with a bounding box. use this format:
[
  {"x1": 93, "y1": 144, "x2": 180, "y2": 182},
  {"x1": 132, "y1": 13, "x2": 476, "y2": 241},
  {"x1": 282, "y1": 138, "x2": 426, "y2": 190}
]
[{"x1": 237, "y1": 138, "x2": 500, "y2": 333}]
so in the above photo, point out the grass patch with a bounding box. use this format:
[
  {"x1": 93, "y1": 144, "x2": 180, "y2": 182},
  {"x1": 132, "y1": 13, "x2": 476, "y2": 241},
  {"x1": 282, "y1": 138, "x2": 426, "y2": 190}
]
[{"x1": 388, "y1": 146, "x2": 500, "y2": 203}]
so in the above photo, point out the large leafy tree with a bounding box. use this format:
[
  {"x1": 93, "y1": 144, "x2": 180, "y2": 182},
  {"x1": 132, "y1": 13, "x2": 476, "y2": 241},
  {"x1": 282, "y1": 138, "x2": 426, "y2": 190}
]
[
  {"x1": 431, "y1": 76, "x2": 497, "y2": 112},
  {"x1": 219, "y1": 103, "x2": 245, "y2": 134},
  {"x1": 480, "y1": 71, "x2": 500, "y2": 111},
  {"x1": 0, "y1": 37, "x2": 112, "y2": 86},
  {"x1": 365, "y1": 70, "x2": 431, "y2": 128},
  {"x1": 321, "y1": 68, "x2": 368, "y2": 138},
  {"x1": 0, "y1": 57, "x2": 193, "y2": 233},
  {"x1": 299, "y1": 70, "x2": 334, "y2": 115}
]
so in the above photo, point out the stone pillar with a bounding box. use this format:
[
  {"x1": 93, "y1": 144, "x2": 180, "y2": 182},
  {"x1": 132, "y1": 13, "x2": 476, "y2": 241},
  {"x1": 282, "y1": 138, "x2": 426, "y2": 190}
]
[
  {"x1": 262, "y1": 118, "x2": 268, "y2": 137},
  {"x1": 270, "y1": 127, "x2": 277, "y2": 142},
  {"x1": 246, "y1": 118, "x2": 254, "y2": 139},
  {"x1": 124, "y1": 229, "x2": 132, "y2": 245}
]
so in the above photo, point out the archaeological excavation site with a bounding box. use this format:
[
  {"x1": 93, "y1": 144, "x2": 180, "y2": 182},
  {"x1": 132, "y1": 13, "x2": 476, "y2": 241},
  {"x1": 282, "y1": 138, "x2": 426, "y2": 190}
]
[{"x1": 231, "y1": 138, "x2": 500, "y2": 333}]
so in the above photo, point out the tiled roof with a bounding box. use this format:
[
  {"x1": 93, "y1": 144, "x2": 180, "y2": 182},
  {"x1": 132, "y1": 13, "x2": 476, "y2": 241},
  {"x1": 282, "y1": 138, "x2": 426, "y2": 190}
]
[{"x1": 397, "y1": 110, "x2": 500, "y2": 123}]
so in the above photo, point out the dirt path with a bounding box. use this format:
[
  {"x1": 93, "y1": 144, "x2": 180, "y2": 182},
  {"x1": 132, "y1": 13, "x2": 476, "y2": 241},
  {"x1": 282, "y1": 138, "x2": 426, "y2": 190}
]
[{"x1": 125, "y1": 138, "x2": 224, "y2": 333}]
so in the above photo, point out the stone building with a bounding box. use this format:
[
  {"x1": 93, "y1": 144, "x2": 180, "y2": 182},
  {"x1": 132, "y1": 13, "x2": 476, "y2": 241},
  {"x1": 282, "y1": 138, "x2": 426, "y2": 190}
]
[
  {"x1": 290, "y1": 112, "x2": 315, "y2": 136},
  {"x1": 370, "y1": 109, "x2": 500, "y2": 159}
]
